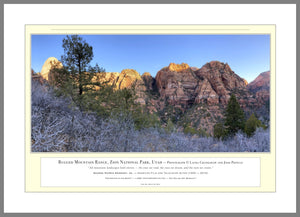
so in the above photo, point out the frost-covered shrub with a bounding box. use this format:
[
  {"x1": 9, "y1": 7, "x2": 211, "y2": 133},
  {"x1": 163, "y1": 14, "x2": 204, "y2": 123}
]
[
  {"x1": 31, "y1": 81, "x2": 73, "y2": 152},
  {"x1": 221, "y1": 128, "x2": 270, "y2": 152}
]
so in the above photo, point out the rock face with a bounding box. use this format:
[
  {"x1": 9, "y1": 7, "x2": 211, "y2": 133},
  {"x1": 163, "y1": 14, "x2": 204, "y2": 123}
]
[
  {"x1": 40, "y1": 57, "x2": 63, "y2": 81},
  {"x1": 91, "y1": 72, "x2": 120, "y2": 90},
  {"x1": 242, "y1": 78, "x2": 248, "y2": 86},
  {"x1": 142, "y1": 72, "x2": 155, "y2": 91},
  {"x1": 114, "y1": 69, "x2": 142, "y2": 90},
  {"x1": 90, "y1": 69, "x2": 148, "y2": 105},
  {"x1": 247, "y1": 71, "x2": 270, "y2": 93},
  {"x1": 155, "y1": 61, "x2": 248, "y2": 106},
  {"x1": 195, "y1": 61, "x2": 247, "y2": 105},
  {"x1": 91, "y1": 69, "x2": 143, "y2": 90},
  {"x1": 155, "y1": 63, "x2": 199, "y2": 106},
  {"x1": 247, "y1": 71, "x2": 270, "y2": 105},
  {"x1": 116, "y1": 69, "x2": 147, "y2": 105}
]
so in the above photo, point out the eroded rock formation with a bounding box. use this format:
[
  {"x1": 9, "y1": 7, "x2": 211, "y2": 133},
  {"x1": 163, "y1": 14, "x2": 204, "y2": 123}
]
[
  {"x1": 40, "y1": 57, "x2": 63, "y2": 81},
  {"x1": 155, "y1": 61, "x2": 250, "y2": 107}
]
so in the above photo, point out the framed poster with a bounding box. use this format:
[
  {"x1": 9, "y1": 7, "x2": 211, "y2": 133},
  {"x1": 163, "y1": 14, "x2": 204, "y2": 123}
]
[
  {"x1": 3, "y1": 3, "x2": 297, "y2": 214},
  {"x1": 25, "y1": 24, "x2": 275, "y2": 192}
]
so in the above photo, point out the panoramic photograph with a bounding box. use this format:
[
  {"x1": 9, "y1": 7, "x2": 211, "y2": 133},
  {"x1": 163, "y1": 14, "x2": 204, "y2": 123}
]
[{"x1": 31, "y1": 34, "x2": 270, "y2": 152}]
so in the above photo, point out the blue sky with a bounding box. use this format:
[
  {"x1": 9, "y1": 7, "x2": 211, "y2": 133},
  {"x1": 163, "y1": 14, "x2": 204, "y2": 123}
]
[{"x1": 31, "y1": 34, "x2": 270, "y2": 83}]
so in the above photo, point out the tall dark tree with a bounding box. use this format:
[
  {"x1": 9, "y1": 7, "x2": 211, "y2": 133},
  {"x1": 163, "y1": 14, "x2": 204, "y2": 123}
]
[
  {"x1": 224, "y1": 94, "x2": 245, "y2": 136},
  {"x1": 61, "y1": 35, "x2": 94, "y2": 95}
]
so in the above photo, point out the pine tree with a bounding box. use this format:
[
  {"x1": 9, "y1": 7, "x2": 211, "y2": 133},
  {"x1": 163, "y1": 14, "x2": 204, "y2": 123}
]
[
  {"x1": 244, "y1": 113, "x2": 262, "y2": 137},
  {"x1": 50, "y1": 35, "x2": 106, "y2": 111},
  {"x1": 224, "y1": 94, "x2": 245, "y2": 137},
  {"x1": 61, "y1": 35, "x2": 94, "y2": 96}
]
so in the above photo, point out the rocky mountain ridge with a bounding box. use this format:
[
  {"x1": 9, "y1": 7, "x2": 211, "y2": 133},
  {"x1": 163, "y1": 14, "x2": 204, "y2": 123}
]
[
  {"x1": 248, "y1": 71, "x2": 270, "y2": 93},
  {"x1": 35, "y1": 57, "x2": 270, "y2": 134},
  {"x1": 247, "y1": 71, "x2": 270, "y2": 104}
]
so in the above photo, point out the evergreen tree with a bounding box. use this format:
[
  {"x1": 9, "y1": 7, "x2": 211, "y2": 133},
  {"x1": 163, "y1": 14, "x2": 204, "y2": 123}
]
[
  {"x1": 61, "y1": 35, "x2": 94, "y2": 96},
  {"x1": 244, "y1": 113, "x2": 263, "y2": 137},
  {"x1": 165, "y1": 118, "x2": 175, "y2": 133},
  {"x1": 50, "y1": 35, "x2": 107, "y2": 111},
  {"x1": 224, "y1": 94, "x2": 245, "y2": 137},
  {"x1": 61, "y1": 35, "x2": 100, "y2": 98},
  {"x1": 213, "y1": 122, "x2": 226, "y2": 139}
]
